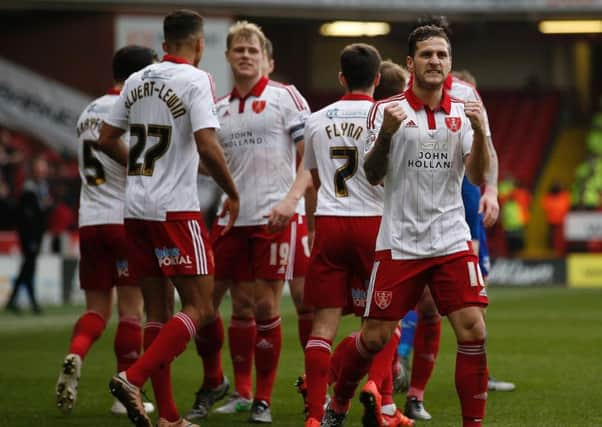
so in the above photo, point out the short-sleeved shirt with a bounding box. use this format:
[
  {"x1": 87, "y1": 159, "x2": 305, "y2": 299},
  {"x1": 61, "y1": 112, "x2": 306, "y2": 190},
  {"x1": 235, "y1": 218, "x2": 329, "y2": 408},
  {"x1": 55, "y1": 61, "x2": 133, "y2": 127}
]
[
  {"x1": 105, "y1": 55, "x2": 219, "y2": 221},
  {"x1": 447, "y1": 75, "x2": 492, "y2": 137},
  {"x1": 77, "y1": 91, "x2": 127, "y2": 227},
  {"x1": 304, "y1": 94, "x2": 383, "y2": 216},
  {"x1": 367, "y1": 87, "x2": 474, "y2": 259},
  {"x1": 214, "y1": 76, "x2": 309, "y2": 226}
]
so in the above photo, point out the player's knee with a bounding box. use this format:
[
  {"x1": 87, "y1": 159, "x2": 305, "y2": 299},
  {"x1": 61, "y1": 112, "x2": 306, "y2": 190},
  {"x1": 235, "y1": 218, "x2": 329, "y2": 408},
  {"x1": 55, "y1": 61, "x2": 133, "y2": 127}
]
[
  {"x1": 197, "y1": 304, "x2": 216, "y2": 328},
  {"x1": 456, "y1": 311, "x2": 486, "y2": 342},
  {"x1": 232, "y1": 295, "x2": 254, "y2": 317},
  {"x1": 254, "y1": 298, "x2": 277, "y2": 320},
  {"x1": 362, "y1": 322, "x2": 393, "y2": 353}
]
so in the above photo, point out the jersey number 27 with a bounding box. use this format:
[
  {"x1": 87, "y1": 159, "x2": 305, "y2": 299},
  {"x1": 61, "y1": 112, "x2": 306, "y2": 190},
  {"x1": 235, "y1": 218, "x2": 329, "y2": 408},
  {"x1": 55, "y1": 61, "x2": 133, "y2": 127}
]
[{"x1": 128, "y1": 124, "x2": 172, "y2": 176}]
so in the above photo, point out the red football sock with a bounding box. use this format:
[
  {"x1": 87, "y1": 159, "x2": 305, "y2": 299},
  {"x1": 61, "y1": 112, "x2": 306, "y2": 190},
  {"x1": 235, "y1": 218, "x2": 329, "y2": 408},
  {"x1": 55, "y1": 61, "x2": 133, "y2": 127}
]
[
  {"x1": 376, "y1": 326, "x2": 400, "y2": 406},
  {"x1": 114, "y1": 316, "x2": 142, "y2": 372},
  {"x1": 142, "y1": 322, "x2": 179, "y2": 422},
  {"x1": 297, "y1": 311, "x2": 314, "y2": 349},
  {"x1": 69, "y1": 311, "x2": 106, "y2": 359},
  {"x1": 195, "y1": 315, "x2": 225, "y2": 389},
  {"x1": 456, "y1": 340, "x2": 488, "y2": 427},
  {"x1": 408, "y1": 318, "x2": 441, "y2": 401},
  {"x1": 126, "y1": 312, "x2": 196, "y2": 386},
  {"x1": 332, "y1": 333, "x2": 377, "y2": 412},
  {"x1": 254, "y1": 317, "x2": 282, "y2": 404},
  {"x1": 304, "y1": 336, "x2": 332, "y2": 421},
  {"x1": 328, "y1": 332, "x2": 351, "y2": 385},
  {"x1": 229, "y1": 316, "x2": 255, "y2": 399}
]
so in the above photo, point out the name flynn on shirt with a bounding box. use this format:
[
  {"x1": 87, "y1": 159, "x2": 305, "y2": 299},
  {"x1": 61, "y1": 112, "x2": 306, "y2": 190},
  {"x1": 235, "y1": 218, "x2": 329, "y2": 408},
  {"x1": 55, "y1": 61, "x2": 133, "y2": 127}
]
[
  {"x1": 124, "y1": 82, "x2": 186, "y2": 119},
  {"x1": 324, "y1": 121, "x2": 364, "y2": 140}
]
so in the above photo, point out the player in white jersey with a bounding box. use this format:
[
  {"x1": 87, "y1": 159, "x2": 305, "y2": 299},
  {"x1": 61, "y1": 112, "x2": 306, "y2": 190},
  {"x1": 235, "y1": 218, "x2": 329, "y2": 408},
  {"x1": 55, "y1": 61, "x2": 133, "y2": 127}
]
[
  {"x1": 55, "y1": 45, "x2": 157, "y2": 417},
  {"x1": 302, "y1": 44, "x2": 414, "y2": 427},
  {"x1": 186, "y1": 21, "x2": 311, "y2": 424},
  {"x1": 99, "y1": 10, "x2": 239, "y2": 427},
  {"x1": 262, "y1": 36, "x2": 316, "y2": 351},
  {"x1": 400, "y1": 68, "x2": 514, "y2": 423},
  {"x1": 322, "y1": 26, "x2": 490, "y2": 427}
]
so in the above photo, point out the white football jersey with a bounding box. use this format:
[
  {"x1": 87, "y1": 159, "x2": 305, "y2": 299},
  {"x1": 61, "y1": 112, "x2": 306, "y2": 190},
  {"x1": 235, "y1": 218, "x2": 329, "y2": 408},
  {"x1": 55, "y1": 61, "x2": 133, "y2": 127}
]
[
  {"x1": 447, "y1": 75, "x2": 492, "y2": 137},
  {"x1": 304, "y1": 94, "x2": 383, "y2": 216},
  {"x1": 367, "y1": 88, "x2": 473, "y2": 259},
  {"x1": 105, "y1": 56, "x2": 219, "y2": 221},
  {"x1": 215, "y1": 77, "x2": 310, "y2": 226},
  {"x1": 77, "y1": 92, "x2": 126, "y2": 227}
]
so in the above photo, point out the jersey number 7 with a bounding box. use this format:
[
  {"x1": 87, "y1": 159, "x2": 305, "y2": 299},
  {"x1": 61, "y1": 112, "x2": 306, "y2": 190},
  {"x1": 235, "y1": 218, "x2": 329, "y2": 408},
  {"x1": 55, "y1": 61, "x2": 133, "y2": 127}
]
[
  {"x1": 128, "y1": 124, "x2": 172, "y2": 176},
  {"x1": 330, "y1": 146, "x2": 358, "y2": 197}
]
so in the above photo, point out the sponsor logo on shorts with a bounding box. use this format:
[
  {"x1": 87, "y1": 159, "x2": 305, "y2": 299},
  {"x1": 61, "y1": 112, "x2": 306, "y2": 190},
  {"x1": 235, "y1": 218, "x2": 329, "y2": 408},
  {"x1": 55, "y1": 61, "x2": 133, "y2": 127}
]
[
  {"x1": 116, "y1": 259, "x2": 129, "y2": 278},
  {"x1": 479, "y1": 286, "x2": 488, "y2": 297},
  {"x1": 154, "y1": 247, "x2": 193, "y2": 268},
  {"x1": 374, "y1": 290, "x2": 392, "y2": 310},
  {"x1": 351, "y1": 288, "x2": 367, "y2": 308}
]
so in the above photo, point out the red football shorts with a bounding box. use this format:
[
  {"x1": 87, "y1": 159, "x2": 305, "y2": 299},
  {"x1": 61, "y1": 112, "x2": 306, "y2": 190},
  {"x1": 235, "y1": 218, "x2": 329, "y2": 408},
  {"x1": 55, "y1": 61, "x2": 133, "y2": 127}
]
[
  {"x1": 289, "y1": 214, "x2": 310, "y2": 279},
  {"x1": 79, "y1": 224, "x2": 135, "y2": 290},
  {"x1": 365, "y1": 245, "x2": 488, "y2": 320},
  {"x1": 124, "y1": 212, "x2": 214, "y2": 281},
  {"x1": 211, "y1": 215, "x2": 297, "y2": 282},
  {"x1": 304, "y1": 216, "x2": 381, "y2": 314}
]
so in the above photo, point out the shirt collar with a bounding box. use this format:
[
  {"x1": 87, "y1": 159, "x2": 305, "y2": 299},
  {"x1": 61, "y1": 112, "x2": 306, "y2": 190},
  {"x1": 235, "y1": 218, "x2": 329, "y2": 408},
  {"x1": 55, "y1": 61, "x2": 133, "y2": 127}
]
[
  {"x1": 444, "y1": 74, "x2": 453, "y2": 90},
  {"x1": 162, "y1": 54, "x2": 191, "y2": 65},
  {"x1": 404, "y1": 87, "x2": 451, "y2": 114},
  {"x1": 230, "y1": 76, "x2": 269, "y2": 101},
  {"x1": 340, "y1": 93, "x2": 374, "y2": 102},
  {"x1": 106, "y1": 87, "x2": 121, "y2": 95}
]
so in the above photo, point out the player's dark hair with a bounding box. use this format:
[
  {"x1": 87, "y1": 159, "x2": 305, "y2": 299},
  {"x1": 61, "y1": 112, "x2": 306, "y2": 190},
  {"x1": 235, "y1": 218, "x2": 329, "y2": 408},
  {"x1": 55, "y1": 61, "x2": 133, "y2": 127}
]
[
  {"x1": 340, "y1": 43, "x2": 381, "y2": 91},
  {"x1": 374, "y1": 60, "x2": 408, "y2": 100},
  {"x1": 408, "y1": 25, "x2": 451, "y2": 57},
  {"x1": 113, "y1": 45, "x2": 158, "y2": 83},
  {"x1": 164, "y1": 9, "x2": 204, "y2": 46},
  {"x1": 411, "y1": 15, "x2": 452, "y2": 37}
]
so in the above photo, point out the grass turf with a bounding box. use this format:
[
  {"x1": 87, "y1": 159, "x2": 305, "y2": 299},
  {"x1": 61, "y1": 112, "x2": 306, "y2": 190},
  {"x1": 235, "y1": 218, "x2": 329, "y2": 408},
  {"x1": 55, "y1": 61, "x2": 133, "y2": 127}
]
[{"x1": 1, "y1": 287, "x2": 601, "y2": 426}]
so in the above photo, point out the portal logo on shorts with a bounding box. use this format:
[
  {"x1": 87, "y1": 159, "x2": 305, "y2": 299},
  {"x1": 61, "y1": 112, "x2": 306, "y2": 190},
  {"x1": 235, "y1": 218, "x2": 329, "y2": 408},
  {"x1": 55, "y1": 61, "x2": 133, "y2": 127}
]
[
  {"x1": 116, "y1": 259, "x2": 130, "y2": 278},
  {"x1": 154, "y1": 247, "x2": 192, "y2": 268},
  {"x1": 352, "y1": 288, "x2": 367, "y2": 308}
]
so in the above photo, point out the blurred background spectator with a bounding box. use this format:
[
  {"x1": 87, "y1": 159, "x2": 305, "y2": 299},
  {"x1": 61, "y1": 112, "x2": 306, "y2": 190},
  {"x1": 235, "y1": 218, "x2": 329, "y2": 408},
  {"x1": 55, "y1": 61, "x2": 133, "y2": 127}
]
[
  {"x1": 5, "y1": 156, "x2": 53, "y2": 314},
  {"x1": 542, "y1": 181, "x2": 571, "y2": 256}
]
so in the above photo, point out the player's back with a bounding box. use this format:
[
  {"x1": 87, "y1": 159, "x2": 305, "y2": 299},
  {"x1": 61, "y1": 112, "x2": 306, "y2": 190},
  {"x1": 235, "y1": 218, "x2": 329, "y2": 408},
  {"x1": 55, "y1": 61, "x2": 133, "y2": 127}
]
[
  {"x1": 108, "y1": 59, "x2": 218, "y2": 220},
  {"x1": 304, "y1": 95, "x2": 383, "y2": 217},
  {"x1": 77, "y1": 94, "x2": 126, "y2": 227}
]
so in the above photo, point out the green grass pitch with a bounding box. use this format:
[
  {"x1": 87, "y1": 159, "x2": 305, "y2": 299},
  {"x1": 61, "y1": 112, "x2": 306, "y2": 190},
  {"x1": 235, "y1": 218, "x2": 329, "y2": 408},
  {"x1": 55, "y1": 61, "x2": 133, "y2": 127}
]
[{"x1": 1, "y1": 287, "x2": 601, "y2": 426}]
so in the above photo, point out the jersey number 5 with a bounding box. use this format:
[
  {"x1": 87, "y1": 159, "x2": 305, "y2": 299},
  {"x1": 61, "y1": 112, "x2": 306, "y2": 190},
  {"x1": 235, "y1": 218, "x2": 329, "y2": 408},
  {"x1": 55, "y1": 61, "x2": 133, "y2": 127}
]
[
  {"x1": 330, "y1": 146, "x2": 358, "y2": 197},
  {"x1": 128, "y1": 124, "x2": 172, "y2": 176},
  {"x1": 83, "y1": 141, "x2": 106, "y2": 186}
]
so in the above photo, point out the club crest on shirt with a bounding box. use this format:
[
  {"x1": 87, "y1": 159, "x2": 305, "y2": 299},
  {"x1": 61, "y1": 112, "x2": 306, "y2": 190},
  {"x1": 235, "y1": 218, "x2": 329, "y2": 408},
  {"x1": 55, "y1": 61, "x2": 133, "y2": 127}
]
[
  {"x1": 445, "y1": 116, "x2": 462, "y2": 132},
  {"x1": 374, "y1": 290, "x2": 392, "y2": 310},
  {"x1": 252, "y1": 100, "x2": 266, "y2": 114}
]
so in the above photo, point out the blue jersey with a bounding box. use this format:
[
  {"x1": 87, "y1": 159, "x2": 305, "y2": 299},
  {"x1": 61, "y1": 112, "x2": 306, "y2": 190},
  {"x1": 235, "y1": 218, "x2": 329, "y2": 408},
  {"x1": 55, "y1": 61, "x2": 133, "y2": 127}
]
[{"x1": 461, "y1": 177, "x2": 489, "y2": 276}]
